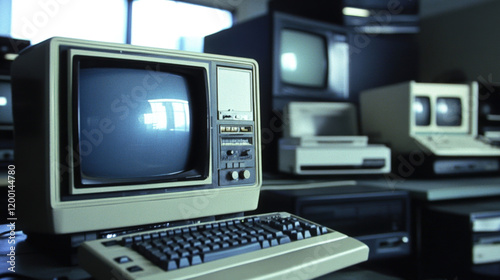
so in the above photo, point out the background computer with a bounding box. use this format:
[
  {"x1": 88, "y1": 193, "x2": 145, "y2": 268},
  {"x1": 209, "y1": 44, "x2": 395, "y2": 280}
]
[{"x1": 360, "y1": 81, "x2": 500, "y2": 176}]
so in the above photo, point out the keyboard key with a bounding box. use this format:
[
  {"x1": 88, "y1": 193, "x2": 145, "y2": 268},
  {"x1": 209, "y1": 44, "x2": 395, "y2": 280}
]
[
  {"x1": 178, "y1": 257, "x2": 190, "y2": 268},
  {"x1": 127, "y1": 265, "x2": 143, "y2": 273},
  {"x1": 278, "y1": 236, "x2": 291, "y2": 244},
  {"x1": 164, "y1": 260, "x2": 177, "y2": 271},
  {"x1": 202, "y1": 242, "x2": 261, "y2": 263},
  {"x1": 191, "y1": 255, "x2": 202, "y2": 266},
  {"x1": 120, "y1": 236, "x2": 133, "y2": 246}
]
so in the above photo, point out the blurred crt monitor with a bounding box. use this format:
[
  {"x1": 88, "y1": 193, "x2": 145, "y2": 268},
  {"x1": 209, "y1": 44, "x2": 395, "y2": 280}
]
[
  {"x1": 360, "y1": 81, "x2": 500, "y2": 158},
  {"x1": 11, "y1": 37, "x2": 261, "y2": 235},
  {"x1": 205, "y1": 12, "x2": 349, "y2": 111}
]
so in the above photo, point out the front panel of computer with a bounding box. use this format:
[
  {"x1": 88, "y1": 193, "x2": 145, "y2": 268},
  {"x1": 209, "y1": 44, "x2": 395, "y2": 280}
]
[{"x1": 215, "y1": 66, "x2": 258, "y2": 187}]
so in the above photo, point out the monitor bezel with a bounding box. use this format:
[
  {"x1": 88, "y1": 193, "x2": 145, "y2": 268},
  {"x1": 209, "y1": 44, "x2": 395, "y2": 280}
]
[
  {"x1": 63, "y1": 49, "x2": 213, "y2": 195},
  {"x1": 272, "y1": 12, "x2": 349, "y2": 102}
]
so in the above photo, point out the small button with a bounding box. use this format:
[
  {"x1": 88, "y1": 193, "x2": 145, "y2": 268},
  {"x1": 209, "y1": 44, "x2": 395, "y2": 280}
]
[
  {"x1": 127, "y1": 265, "x2": 143, "y2": 273},
  {"x1": 114, "y1": 256, "x2": 132, "y2": 264}
]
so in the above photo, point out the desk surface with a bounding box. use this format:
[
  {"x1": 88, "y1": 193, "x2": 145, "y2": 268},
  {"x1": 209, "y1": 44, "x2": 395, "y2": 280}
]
[
  {"x1": 360, "y1": 175, "x2": 500, "y2": 201},
  {"x1": 262, "y1": 175, "x2": 500, "y2": 201}
]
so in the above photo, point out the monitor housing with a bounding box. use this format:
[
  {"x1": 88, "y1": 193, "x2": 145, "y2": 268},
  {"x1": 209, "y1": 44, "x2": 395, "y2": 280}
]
[
  {"x1": 205, "y1": 12, "x2": 349, "y2": 171},
  {"x1": 206, "y1": 12, "x2": 349, "y2": 111},
  {"x1": 12, "y1": 37, "x2": 262, "y2": 236}
]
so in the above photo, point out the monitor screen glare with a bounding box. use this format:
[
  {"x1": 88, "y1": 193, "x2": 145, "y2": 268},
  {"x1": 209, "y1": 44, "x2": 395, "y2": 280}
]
[
  {"x1": 414, "y1": 96, "x2": 462, "y2": 127},
  {"x1": 436, "y1": 97, "x2": 462, "y2": 126},
  {"x1": 78, "y1": 67, "x2": 193, "y2": 184},
  {"x1": 280, "y1": 29, "x2": 327, "y2": 88},
  {"x1": 414, "y1": 96, "x2": 430, "y2": 126}
]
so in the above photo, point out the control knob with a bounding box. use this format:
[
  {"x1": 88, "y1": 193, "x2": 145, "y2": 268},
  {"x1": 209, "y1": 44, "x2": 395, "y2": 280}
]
[
  {"x1": 240, "y1": 170, "x2": 251, "y2": 179},
  {"x1": 228, "y1": 171, "x2": 239, "y2": 181}
]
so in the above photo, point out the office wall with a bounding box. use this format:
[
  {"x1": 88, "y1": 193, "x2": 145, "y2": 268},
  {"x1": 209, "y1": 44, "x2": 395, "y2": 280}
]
[
  {"x1": 232, "y1": 0, "x2": 269, "y2": 23},
  {"x1": 419, "y1": 0, "x2": 500, "y2": 83},
  {"x1": 420, "y1": 0, "x2": 494, "y2": 18}
]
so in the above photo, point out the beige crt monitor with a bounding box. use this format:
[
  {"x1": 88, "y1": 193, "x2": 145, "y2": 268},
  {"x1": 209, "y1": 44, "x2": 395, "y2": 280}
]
[
  {"x1": 11, "y1": 37, "x2": 262, "y2": 236},
  {"x1": 360, "y1": 81, "x2": 500, "y2": 158}
]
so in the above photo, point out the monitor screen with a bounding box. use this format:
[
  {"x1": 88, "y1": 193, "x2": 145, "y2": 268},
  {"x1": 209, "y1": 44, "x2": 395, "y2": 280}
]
[
  {"x1": 0, "y1": 79, "x2": 12, "y2": 125},
  {"x1": 436, "y1": 97, "x2": 462, "y2": 126},
  {"x1": 414, "y1": 96, "x2": 430, "y2": 126},
  {"x1": 280, "y1": 29, "x2": 327, "y2": 88},
  {"x1": 77, "y1": 67, "x2": 199, "y2": 185}
]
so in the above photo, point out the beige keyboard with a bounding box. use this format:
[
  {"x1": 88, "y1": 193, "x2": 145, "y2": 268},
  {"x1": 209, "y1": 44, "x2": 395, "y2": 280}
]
[{"x1": 79, "y1": 212, "x2": 369, "y2": 280}]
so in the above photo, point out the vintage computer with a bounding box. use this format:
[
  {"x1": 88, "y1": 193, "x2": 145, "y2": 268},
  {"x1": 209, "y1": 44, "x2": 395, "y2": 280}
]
[
  {"x1": 278, "y1": 102, "x2": 391, "y2": 175},
  {"x1": 360, "y1": 81, "x2": 500, "y2": 175},
  {"x1": 11, "y1": 37, "x2": 368, "y2": 279}
]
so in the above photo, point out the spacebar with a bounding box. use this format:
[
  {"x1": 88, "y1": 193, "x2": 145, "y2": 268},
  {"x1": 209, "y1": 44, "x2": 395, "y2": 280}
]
[{"x1": 203, "y1": 242, "x2": 262, "y2": 263}]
